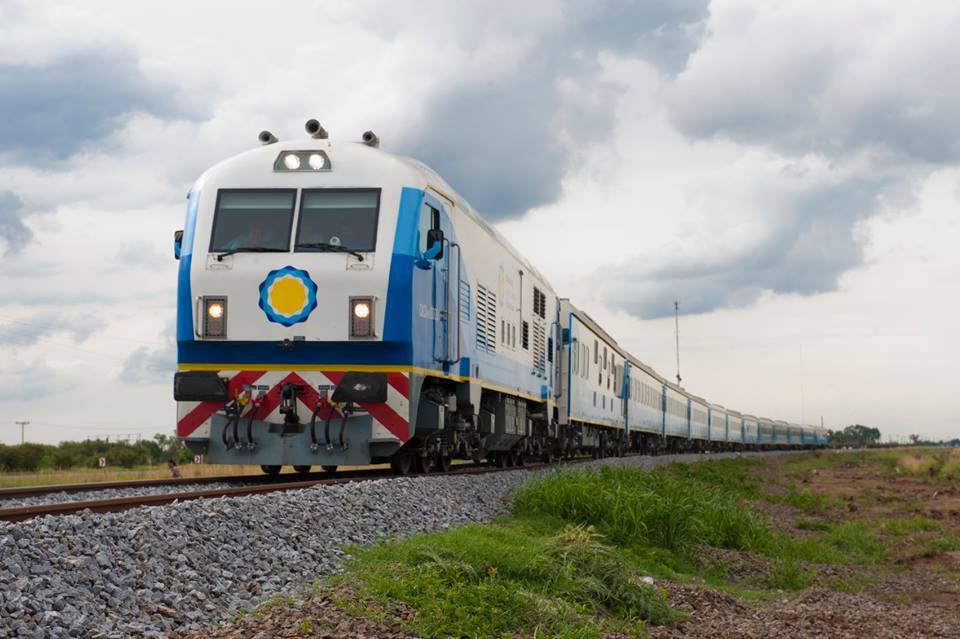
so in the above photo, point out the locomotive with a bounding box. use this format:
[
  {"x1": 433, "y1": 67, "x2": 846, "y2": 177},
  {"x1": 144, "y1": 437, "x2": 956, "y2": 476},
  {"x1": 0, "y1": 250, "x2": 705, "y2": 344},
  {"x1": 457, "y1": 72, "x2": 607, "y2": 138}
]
[{"x1": 173, "y1": 120, "x2": 826, "y2": 475}]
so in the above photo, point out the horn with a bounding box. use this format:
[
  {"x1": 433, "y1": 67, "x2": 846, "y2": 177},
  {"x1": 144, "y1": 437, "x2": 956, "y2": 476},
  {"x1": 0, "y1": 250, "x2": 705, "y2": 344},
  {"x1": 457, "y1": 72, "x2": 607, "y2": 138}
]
[
  {"x1": 305, "y1": 119, "x2": 328, "y2": 139},
  {"x1": 361, "y1": 130, "x2": 379, "y2": 148},
  {"x1": 258, "y1": 130, "x2": 278, "y2": 145}
]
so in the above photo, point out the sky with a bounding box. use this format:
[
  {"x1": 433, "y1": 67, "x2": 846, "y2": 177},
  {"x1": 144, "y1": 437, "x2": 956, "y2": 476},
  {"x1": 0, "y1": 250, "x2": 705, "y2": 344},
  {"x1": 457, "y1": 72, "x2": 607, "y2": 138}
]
[{"x1": 0, "y1": 0, "x2": 957, "y2": 445}]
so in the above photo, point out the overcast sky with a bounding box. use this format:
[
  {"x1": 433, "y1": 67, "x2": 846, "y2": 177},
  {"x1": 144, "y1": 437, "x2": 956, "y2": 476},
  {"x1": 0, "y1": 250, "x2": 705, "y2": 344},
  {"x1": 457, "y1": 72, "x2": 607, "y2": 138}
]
[{"x1": 0, "y1": 0, "x2": 957, "y2": 445}]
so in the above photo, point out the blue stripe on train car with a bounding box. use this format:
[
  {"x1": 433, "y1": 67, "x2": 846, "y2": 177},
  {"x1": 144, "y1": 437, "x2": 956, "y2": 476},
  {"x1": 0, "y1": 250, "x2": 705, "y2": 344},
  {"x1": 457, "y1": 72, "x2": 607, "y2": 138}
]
[
  {"x1": 383, "y1": 186, "x2": 423, "y2": 342},
  {"x1": 176, "y1": 191, "x2": 201, "y2": 342}
]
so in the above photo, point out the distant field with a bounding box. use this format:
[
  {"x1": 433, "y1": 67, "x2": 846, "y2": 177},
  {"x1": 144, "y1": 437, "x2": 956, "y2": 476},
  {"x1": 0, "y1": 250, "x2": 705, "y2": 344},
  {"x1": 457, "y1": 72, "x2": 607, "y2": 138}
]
[{"x1": 0, "y1": 463, "x2": 382, "y2": 488}]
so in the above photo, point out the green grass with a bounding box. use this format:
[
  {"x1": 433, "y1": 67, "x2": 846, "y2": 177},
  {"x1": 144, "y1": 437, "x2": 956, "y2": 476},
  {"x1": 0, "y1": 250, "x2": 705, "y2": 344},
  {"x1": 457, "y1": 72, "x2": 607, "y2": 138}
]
[
  {"x1": 764, "y1": 558, "x2": 816, "y2": 590},
  {"x1": 882, "y1": 516, "x2": 942, "y2": 536},
  {"x1": 334, "y1": 519, "x2": 671, "y2": 638},
  {"x1": 514, "y1": 465, "x2": 774, "y2": 554},
  {"x1": 318, "y1": 458, "x2": 927, "y2": 638},
  {"x1": 927, "y1": 535, "x2": 960, "y2": 552},
  {"x1": 783, "y1": 488, "x2": 841, "y2": 514}
]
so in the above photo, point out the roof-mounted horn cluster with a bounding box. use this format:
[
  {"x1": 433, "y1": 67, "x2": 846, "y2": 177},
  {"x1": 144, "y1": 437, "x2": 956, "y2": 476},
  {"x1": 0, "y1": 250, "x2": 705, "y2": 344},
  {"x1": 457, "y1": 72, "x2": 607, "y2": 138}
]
[{"x1": 256, "y1": 120, "x2": 380, "y2": 147}]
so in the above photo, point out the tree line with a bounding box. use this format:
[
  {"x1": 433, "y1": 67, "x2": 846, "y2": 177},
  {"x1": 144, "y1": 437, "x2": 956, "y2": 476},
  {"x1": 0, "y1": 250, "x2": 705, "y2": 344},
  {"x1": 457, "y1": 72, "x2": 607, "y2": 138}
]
[
  {"x1": 0, "y1": 434, "x2": 194, "y2": 472},
  {"x1": 827, "y1": 424, "x2": 959, "y2": 448}
]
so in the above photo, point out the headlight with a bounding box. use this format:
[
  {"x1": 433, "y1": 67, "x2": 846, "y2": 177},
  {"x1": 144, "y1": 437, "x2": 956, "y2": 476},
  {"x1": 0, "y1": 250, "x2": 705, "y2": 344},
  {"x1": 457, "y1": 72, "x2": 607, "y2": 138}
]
[
  {"x1": 203, "y1": 296, "x2": 227, "y2": 338},
  {"x1": 273, "y1": 150, "x2": 332, "y2": 172},
  {"x1": 349, "y1": 297, "x2": 375, "y2": 338},
  {"x1": 282, "y1": 153, "x2": 301, "y2": 170},
  {"x1": 308, "y1": 153, "x2": 326, "y2": 170},
  {"x1": 353, "y1": 301, "x2": 370, "y2": 319}
]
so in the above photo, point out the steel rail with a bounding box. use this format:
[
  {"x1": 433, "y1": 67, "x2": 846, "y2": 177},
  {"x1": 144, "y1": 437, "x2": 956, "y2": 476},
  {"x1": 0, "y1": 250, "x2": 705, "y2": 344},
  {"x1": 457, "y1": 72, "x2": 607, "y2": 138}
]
[
  {"x1": 0, "y1": 461, "x2": 553, "y2": 523},
  {"x1": 0, "y1": 467, "x2": 399, "y2": 500}
]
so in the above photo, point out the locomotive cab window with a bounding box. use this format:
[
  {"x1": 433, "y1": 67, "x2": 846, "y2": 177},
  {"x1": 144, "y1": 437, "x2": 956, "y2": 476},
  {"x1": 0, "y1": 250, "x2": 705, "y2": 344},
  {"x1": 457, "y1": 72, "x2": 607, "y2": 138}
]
[
  {"x1": 296, "y1": 189, "x2": 380, "y2": 253},
  {"x1": 209, "y1": 190, "x2": 296, "y2": 252}
]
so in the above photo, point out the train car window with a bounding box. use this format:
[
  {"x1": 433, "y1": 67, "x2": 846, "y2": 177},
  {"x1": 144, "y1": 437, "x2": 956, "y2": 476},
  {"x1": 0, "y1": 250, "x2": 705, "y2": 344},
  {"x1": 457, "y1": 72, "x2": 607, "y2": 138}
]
[
  {"x1": 210, "y1": 189, "x2": 296, "y2": 252},
  {"x1": 296, "y1": 189, "x2": 380, "y2": 252}
]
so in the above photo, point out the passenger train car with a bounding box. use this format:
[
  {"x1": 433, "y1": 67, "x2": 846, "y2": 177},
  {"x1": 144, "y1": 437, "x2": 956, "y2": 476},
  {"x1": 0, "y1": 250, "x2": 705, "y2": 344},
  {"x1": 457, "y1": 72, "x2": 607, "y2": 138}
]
[{"x1": 173, "y1": 120, "x2": 827, "y2": 475}]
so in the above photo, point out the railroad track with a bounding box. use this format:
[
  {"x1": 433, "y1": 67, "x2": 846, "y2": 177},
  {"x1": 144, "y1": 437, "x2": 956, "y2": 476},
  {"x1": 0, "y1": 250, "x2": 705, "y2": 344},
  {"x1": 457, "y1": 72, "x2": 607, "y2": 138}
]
[
  {"x1": 0, "y1": 467, "x2": 398, "y2": 500},
  {"x1": 0, "y1": 460, "x2": 555, "y2": 523}
]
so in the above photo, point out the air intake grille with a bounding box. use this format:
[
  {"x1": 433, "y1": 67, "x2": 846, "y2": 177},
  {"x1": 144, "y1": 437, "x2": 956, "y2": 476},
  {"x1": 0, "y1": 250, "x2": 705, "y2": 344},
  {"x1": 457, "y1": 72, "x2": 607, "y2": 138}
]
[{"x1": 475, "y1": 283, "x2": 497, "y2": 353}]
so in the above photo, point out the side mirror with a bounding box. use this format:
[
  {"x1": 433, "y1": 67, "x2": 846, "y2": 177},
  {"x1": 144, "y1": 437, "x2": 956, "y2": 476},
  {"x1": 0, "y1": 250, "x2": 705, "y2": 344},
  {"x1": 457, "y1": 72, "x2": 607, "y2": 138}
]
[
  {"x1": 426, "y1": 228, "x2": 444, "y2": 260},
  {"x1": 174, "y1": 229, "x2": 184, "y2": 260}
]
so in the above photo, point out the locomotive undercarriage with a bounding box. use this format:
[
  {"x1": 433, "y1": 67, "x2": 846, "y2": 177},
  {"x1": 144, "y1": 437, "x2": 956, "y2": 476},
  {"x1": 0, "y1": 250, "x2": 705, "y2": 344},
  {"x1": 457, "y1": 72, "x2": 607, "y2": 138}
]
[
  {"x1": 390, "y1": 377, "x2": 643, "y2": 475},
  {"x1": 191, "y1": 374, "x2": 803, "y2": 476}
]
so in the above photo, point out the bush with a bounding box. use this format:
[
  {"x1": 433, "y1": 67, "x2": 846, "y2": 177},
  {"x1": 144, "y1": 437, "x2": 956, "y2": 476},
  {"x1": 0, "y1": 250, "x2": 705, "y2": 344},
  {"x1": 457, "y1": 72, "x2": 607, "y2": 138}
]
[{"x1": 0, "y1": 443, "x2": 48, "y2": 472}]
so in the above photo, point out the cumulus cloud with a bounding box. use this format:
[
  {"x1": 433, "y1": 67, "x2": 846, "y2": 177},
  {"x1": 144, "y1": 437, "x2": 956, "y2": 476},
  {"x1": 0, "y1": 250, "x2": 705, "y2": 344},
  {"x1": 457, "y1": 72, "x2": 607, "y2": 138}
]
[
  {"x1": 601, "y1": 176, "x2": 889, "y2": 318},
  {"x1": 394, "y1": 0, "x2": 709, "y2": 221},
  {"x1": 0, "y1": 46, "x2": 205, "y2": 163},
  {"x1": 0, "y1": 190, "x2": 31, "y2": 254},
  {"x1": 668, "y1": 3, "x2": 960, "y2": 163}
]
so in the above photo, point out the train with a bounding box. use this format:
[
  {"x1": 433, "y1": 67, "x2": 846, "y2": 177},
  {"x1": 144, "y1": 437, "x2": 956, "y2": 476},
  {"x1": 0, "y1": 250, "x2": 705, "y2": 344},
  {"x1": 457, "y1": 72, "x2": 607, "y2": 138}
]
[{"x1": 172, "y1": 119, "x2": 827, "y2": 475}]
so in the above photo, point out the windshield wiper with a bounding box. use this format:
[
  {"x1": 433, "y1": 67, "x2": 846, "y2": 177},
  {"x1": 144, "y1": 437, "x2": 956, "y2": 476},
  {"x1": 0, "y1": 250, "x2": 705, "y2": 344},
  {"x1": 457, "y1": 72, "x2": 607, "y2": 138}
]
[
  {"x1": 215, "y1": 246, "x2": 287, "y2": 261},
  {"x1": 295, "y1": 242, "x2": 365, "y2": 261}
]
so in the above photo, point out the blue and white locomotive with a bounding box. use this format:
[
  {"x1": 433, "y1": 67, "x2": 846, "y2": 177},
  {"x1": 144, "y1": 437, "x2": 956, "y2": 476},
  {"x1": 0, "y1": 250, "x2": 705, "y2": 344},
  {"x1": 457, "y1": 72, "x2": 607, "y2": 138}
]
[{"x1": 173, "y1": 120, "x2": 826, "y2": 475}]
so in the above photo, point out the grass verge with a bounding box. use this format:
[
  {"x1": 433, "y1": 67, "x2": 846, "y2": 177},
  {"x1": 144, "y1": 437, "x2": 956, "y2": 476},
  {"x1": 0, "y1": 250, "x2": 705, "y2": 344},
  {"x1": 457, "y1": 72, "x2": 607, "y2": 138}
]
[{"x1": 333, "y1": 519, "x2": 671, "y2": 638}]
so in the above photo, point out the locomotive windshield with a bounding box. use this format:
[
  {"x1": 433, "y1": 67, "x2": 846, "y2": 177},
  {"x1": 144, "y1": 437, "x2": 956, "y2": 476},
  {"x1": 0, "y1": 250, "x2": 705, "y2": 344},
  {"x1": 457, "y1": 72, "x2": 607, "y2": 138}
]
[
  {"x1": 295, "y1": 189, "x2": 380, "y2": 253},
  {"x1": 209, "y1": 190, "x2": 295, "y2": 252}
]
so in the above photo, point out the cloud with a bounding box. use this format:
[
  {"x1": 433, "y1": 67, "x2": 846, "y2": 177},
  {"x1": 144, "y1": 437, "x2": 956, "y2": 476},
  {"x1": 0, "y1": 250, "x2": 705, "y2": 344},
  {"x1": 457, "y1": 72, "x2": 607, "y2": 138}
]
[
  {"x1": 0, "y1": 313, "x2": 102, "y2": 346},
  {"x1": 120, "y1": 343, "x2": 175, "y2": 385},
  {"x1": 0, "y1": 190, "x2": 31, "y2": 255},
  {"x1": 668, "y1": 3, "x2": 960, "y2": 163},
  {"x1": 0, "y1": 360, "x2": 73, "y2": 401},
  {"x1": 394, "y1": 1, "x2": 709, "y2": 221},
  {"x1": 0, "y1": 46, "x2": 204, "y2": 163},
  {"x1": 119, "y1": 320, "x2": 176, "y2": 385},
  {"x1": 598, "y1": 168, "x2": 890, "y2": 319}
]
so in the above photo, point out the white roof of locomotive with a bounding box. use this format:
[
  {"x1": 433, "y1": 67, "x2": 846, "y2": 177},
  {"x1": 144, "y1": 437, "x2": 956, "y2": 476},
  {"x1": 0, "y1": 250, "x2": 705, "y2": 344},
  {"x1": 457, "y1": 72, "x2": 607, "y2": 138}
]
[{"x1": 191, "y1": 137, "x2": 554, "y2": 291}]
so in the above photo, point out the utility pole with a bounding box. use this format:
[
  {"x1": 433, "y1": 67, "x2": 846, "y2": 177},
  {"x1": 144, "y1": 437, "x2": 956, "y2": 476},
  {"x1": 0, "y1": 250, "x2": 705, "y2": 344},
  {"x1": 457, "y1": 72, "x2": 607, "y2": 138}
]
[
  {"x1": 14, "y1": 421, "x2": 29, "y2": 445},
  {"x1": 674, "y1": 301, "x2": 682, "y2": 385}
]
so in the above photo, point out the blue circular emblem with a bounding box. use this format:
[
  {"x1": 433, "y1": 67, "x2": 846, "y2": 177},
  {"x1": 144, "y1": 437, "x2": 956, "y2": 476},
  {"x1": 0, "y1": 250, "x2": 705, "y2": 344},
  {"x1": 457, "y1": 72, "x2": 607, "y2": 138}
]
[{"x1": 258, "y1": 266, "x2": 318, "y2": 326}]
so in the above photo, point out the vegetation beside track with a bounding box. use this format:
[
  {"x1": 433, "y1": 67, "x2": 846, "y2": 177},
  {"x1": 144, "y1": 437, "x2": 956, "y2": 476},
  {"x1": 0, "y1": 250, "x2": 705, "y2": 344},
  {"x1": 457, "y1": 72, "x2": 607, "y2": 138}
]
[{"x1": 153, "y1": 450, "x2": 960, "y2": 637}]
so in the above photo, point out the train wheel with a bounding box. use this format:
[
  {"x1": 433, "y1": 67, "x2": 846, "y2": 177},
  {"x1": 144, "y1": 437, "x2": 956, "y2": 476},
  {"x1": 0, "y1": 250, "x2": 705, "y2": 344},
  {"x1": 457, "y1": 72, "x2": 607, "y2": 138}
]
[
  {"x1": 293, "y1": 465, "x2": 312, "y2": 474},
  {"x1": 493, "y1": 452, "x2": 506, "y2": 468},
  {"x1": 515, "y1": 451, "x2": 525, "y2": 466},
  {"x1": 435, "y1": 454, "x2": 452, "y2": 472},
  {"x1": 415, "y1": 453, "x2": 433, "y2": 474},
  {"x1": 260, "y1": 465, "x2": 281, "y2": 476},
  {"x1": 390, "y1": 452, "x2": 413, "y2": 476},
  {"x1": 321, "y1": 465, "x2": 338, "y2": 473}
]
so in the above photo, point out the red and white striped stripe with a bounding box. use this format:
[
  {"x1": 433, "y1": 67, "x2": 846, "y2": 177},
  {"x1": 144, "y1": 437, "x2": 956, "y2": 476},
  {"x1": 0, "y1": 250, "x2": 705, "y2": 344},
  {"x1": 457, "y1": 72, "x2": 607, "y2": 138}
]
[{"x1": 176, "y1": 370, "x2": 410, "y2": 442}]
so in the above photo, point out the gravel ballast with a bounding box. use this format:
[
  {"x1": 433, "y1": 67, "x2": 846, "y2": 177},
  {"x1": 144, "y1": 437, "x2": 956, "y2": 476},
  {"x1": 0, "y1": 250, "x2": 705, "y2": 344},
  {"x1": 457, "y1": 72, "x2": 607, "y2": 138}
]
[{"x1": 0, "y1": 451, "x2": 779, "y2": 638}]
